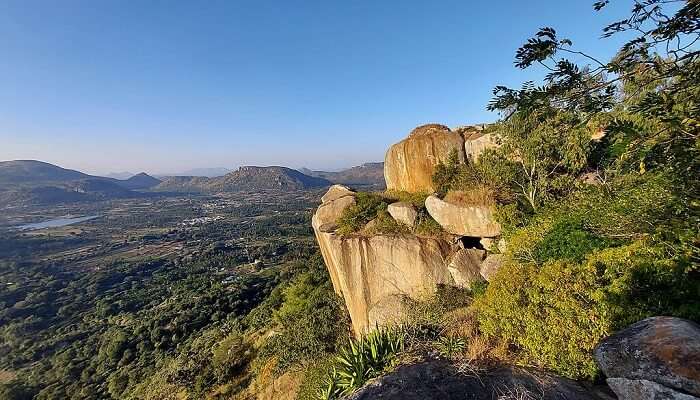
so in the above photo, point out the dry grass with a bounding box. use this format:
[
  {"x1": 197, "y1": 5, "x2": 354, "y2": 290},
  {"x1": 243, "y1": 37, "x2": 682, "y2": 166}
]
[
  {"x1": 444, "y1": 185, "x2": 497, "y2": 207},
  {"x1": 439, "y1": 306, "x2": 517, "y2": 366}
]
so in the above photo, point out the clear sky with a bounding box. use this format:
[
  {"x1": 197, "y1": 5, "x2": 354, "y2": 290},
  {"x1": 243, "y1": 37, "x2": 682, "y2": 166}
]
[{"x1": 0, "y1": 0, "x2": 632, "y2": 175}]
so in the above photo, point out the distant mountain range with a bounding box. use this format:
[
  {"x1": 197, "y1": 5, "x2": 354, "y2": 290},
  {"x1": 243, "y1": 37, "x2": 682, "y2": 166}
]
[
  {"x1": 0, "y1": 160, "x2": 385, "y2": 206},
  {"x1": 299, "y1": 162, "x2": 385, "y2": 188},
  {"x1": 0, "y1": 160, "x2": 162, "y2": 206},
  {"x1": 154, "y1": 166, "x2": 331, "y2": 192}
]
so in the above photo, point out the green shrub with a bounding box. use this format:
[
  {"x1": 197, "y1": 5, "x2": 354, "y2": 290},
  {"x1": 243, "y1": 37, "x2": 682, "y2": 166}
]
[
  {"x1": 533, "y1": 218, "x2": 618, "y2": 263},
  {"x1": 296, "y1": 356, "x2": 336, "y2": 400},
  {"x1": 336, "y1": 193, "x2": 388, "y2": 235},
  {"x1": 364, "y1": 210, "x2": 410, "y2": 235},
  {"x1": 414, "y1": 212, "x2": 443, "y2": 237},
  {"x1": 257, "y1": 270, "x2": 350, "y2": 372},
  {"x1": 382, "y1": 190, "x2": 429, "y2": 209},
  {"x1": 476, "y1": 238, "x2": 700, "y2": 380}
]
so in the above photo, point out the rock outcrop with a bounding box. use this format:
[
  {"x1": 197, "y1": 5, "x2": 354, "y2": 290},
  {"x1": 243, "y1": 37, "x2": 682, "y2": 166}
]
[
  {"x1": 384, "y1": 124, "x2": 464, "y2": 193},
  {"x1": 313, "y1": 185, "x2": 503, "y2": 334},
  {"x1": 313, "y1": 124, "x2": 508, "y2": 334},
  {"x1": 383, "y1": 124, "x2": 499, "y2": 193},
  {"x1": 594, "y1": 316, "x2": 700, "y2": 400},
  {"x1": 346, "y1": 360, "x2": 607, "y2": 400},
  {"x1": 315, "y1": 228, "x2": 460, "y2": 334},
  {"x1": 462, "y1": 129, "x2": 499, "y2": 161},
  {"x1": 425, "y1": 195, "x2": 501, "y2": 237}
]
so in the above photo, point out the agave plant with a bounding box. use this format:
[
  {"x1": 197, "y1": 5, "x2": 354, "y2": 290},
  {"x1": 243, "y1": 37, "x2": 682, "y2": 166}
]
[
  {"x1": 316, "y1": 325, "x2": 405, "y2": 399},
  {"x1": 434, "y1": 335, "x2": 466, "y2": 359}
]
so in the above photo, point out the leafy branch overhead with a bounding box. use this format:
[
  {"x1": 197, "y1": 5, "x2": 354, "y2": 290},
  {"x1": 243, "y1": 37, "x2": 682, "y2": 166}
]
[{"x1": 489, "y1": 0, "x2": 700, "y2": 130}]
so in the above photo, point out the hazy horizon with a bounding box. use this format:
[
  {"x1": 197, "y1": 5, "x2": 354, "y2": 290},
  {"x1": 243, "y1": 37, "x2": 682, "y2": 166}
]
[{"x1": 1, "y1": 0, "x2": 631, "y2": 175}]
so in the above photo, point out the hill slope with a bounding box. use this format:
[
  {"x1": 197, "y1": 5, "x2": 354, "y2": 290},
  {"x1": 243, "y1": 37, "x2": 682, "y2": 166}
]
[
  {"x1": 0, "y1": 160, "x2": 158, "y2": 205},
  {"x1": 0, "y1": 160, "x2": 92, "y2": 186},
  {"x1": 300, "y1": 162, "x2": 385, "y2": 188},
  {"x1": 155, "y1": 166, "x2": 331, "y2": 192}
]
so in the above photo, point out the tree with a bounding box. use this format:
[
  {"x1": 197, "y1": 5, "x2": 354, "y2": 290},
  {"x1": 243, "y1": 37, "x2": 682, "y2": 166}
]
[{"x1": 483, "y1": 109, "x2": 590, "y2": 211}]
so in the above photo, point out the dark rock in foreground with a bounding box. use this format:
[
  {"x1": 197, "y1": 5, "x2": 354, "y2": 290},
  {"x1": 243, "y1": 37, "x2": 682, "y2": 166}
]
[
  {"x1": 345, "y1": 360, "x2": 610, "y2": 400},
  {"x1": 594, "y1": 316, "x2": 700, "y2": 400}
]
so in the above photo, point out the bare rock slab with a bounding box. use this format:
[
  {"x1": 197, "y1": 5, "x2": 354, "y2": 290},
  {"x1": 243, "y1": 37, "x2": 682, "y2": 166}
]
[
  {"x1": 425, "y1": 195, "x2": 501, "y2": 237},
  {"x1": 594, "y1": 316, "x2": 700, "y2": 398}
]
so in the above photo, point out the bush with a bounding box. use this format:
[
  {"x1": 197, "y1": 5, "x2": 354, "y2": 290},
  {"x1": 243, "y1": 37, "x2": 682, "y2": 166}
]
[
  {"x1": 476, "y1": 237, "x2": 700, "y2": 380},
  {"x1": 363, "y1": 210, "x2": 410, "y2": 235},
  {"x1": 336, "y1": 193, "x2": 388, "y2": 235},
  {"x1": 533, "y1": 217, "x2": 618, "y2": 263},
  {"x1": 257, "y1": 271, "x2": 350, "y2": 372},
  {"x1": 382, "y1": 190, "x2": 429, "y2": 208}
]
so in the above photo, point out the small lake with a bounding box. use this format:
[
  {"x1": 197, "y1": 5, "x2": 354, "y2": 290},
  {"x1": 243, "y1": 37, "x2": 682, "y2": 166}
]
[{"x1": 15, "y1": 215, "x2": 101, "y2": 231}]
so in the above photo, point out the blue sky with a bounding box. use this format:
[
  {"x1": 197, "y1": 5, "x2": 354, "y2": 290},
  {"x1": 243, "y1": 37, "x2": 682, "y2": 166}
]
[{"x1": 0, "y1": 0, "x2": 632, "y2": 175}]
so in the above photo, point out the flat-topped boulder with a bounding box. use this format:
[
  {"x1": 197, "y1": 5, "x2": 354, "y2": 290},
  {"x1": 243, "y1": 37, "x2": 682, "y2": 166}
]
[
  {"x1": 384, "y1": 124, "x2": 465, "y2": 193},
  {"x1": 425, "y1": 195, "x2": 501, "y2": 237}
]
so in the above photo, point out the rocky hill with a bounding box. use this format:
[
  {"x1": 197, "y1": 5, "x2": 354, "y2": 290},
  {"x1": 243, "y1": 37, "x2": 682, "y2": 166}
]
[
  {"x1": 0, "y1": 160, "x2": 160, "y2": 206},
  {"x1": 155, "y1": 166, "x2": 331, "y2": 192},
  {"x1": 0, "y1": 160, "x2": 92, "y2": 187},
  {"x1": 300, "y1": 162, "x2": 385, "y2": 188}
]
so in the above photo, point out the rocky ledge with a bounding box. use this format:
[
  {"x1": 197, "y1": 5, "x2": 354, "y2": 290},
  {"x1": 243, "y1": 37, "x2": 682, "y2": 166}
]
[{"x1": 312, "y1": 184, "x2": 504, "y2": 334}]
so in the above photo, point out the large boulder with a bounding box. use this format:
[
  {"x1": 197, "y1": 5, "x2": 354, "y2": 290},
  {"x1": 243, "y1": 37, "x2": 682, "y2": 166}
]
[
  {"x1": 387, "y1": 202, "x2": 418, "y2": 228},
  {"x1": 313, "y1": 231, "x2": 458, "y2": 334},
  {"x1": 594, "y1": 317, "x2": 700, "y2": 399},
  {"x1": 321, "y1": 184, "x2": 355, "y2": 203},
  {"x1": 606, "y1": 378, "x2": 698, "y2": 400},
  {"x1": 425, "y1": 195, "x2": 501, "y2": 237},
  {"x1": 463, "y1": 130, "x2": 499, "y2": 161},
  {"x1": 447, "y1": 249, "x2": 485, "y2": 289},
  {"x1": 384, "y1": 124, "x2": 465, "y2": 193},
  {"x1": 312, "y1": 194, "x2": 356, "y2": 230},
  {"x1": 346, "y1": 361, "x2": 606, "y2": 400}
]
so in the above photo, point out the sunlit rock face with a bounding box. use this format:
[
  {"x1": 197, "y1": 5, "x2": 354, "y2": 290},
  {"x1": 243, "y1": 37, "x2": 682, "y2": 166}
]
[
  {"x1": 384, "y1": 124, "x2": 465, "y2": 193},
  {"x1": 315, "y1": 231, "x2": 460, "y2": 334}
]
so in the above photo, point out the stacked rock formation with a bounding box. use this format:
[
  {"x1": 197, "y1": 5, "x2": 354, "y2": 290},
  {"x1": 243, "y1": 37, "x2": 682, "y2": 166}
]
[
  {"x1": 312, "y1": 123, "x2": 505, "y2": 335},
  {"x1": 384, "y1": 124, "x2": 497, "y2": 193}
]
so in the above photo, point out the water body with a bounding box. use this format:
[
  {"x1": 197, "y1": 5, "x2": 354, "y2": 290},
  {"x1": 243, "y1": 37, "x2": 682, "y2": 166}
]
[{"x1": 15, "y1": 215, "x2": 101, "y2": 231}]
